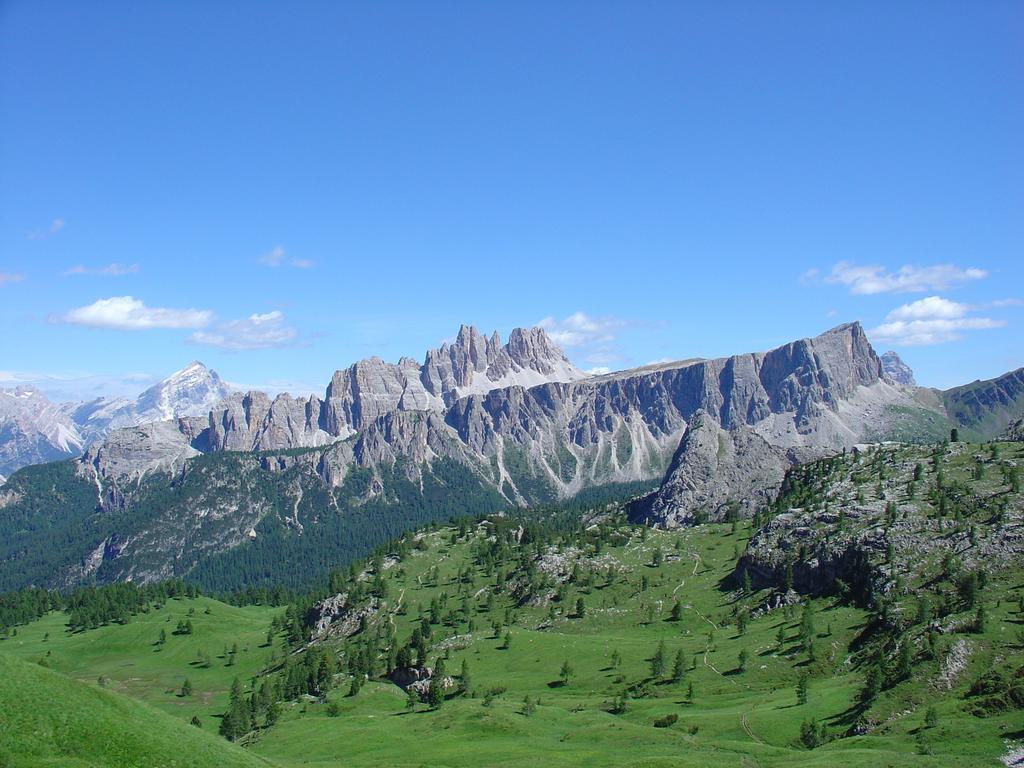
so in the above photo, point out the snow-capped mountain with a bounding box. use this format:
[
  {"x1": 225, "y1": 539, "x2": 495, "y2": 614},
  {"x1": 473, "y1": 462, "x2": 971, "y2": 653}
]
[
  {"x1": 0, "y1": 385, "x2": 85, "y2": 478},
  {"x1": 0, "y1": 362, "x2": 232, "y2": 479},
  {"x1": 66, "y1": 362, "x2": 232, "y2": 443}
]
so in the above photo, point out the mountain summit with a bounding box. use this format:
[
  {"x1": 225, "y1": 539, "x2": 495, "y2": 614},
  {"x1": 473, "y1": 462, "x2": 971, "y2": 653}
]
[{"x1": 880, "y1": 351, "x2": 916, "y2": 386}]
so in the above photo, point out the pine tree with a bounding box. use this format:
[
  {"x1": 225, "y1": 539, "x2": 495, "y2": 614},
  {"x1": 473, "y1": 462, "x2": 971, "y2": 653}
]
[
  {"x1": 896, "y1": 642, "x2": 913, "y2": 681},
  {"x1": 427, "y1": 677, "x2": 445, "y2": 708},
  {"x1": 737, "y1": 648, "x2": 748, "y2": 672},
  {"x1": 650, "y1": 641, "x2": 666, "y2": 678},
  {"x1": 181, "y1": 678, "x2": 193, "y2": 697},
  {"x1": 575, "y1": 597, "x2": 586, "y2": 619},
  {"x1": 559, "y1": 659, "x2": 574, "y2": 685},
  {"x1": 799, "y1": 604, "x2": 815, "y2": 642},
  {"x1": 796, "y1": 673, "x2": 808, "y2": 705},
  {"x1": 974, "y1": 603, "x2": 987, "y2": 633},
  {"x1": 671, "y1": 649, "x2": 686, "y2": 682},
  {"x1": 860, "y1": 662, "x2": 882, "y2": 705}
]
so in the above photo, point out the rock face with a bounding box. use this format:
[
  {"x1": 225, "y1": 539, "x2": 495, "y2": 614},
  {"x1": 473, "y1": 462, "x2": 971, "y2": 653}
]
[
  {"x1": 0, "y1": 386, "x2": 84, "y2": 478},
  {"x1": 1003, "y1": 417, "x2": 1024, "y2": 442},
  {"x1": 627, "y1": 323, "x2": 915, "y2": 526},
  {"x1": 630, "y1": 410, "x2": 793, "y2": 527},
  {"x1": 880, "y1": 351, "x2": 916, "y2": 386}
]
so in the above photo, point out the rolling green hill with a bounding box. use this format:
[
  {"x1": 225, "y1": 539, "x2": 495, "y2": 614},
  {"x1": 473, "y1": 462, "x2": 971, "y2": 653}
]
[{"x1": 0, "y1": 652, "x2": 272, "y2": 768}]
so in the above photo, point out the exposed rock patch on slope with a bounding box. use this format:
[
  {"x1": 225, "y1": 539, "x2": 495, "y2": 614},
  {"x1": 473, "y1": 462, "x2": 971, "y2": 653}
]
[
  {"x1": 735, "y1": 440, "x2": 1024, "y2": 599},
  {"x1": 1002, "y1": 417, "x2": 1024, "y2": 442}
]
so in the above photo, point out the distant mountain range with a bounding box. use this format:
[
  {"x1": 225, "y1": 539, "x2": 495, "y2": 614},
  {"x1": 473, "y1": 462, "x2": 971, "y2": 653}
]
[
  {"x1": 0, "y1": 322, "x2": 1021, "y2": 591},
  {"x1": 0, "y1": 362, "x2": 232, "y2": 479}
]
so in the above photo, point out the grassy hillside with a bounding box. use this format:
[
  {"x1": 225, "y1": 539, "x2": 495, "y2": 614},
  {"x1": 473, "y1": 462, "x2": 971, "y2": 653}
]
[
  {"x1": 943, "y1": 367, "x2": 1024, "y2": 439},
  {"x1": 2, "y1": 444, "x2": 1022, "y2": 767},
  {"x1": 1, "y1": 595, "x2": 280, "y2": 730},
  {"x1": 0, "y1": 652, "x2": 272, "y2": 768}
]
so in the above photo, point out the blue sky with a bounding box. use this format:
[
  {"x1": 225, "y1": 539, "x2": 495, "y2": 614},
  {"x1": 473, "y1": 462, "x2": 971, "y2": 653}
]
[{"x1": 1, "y1": 1, "x2": 1021, "y2": 400}]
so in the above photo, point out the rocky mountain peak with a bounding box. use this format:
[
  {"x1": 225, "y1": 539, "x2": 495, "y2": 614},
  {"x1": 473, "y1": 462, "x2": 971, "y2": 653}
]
[
  {"x1": 0, "y1": 385, "x2": 84, "y2": 477},
  {"x1": 880, "y1": 351, "x2": 916, "y2": 386},
  {"x1": 133, "y1": 361, "x2": 231, "y2": 423}
]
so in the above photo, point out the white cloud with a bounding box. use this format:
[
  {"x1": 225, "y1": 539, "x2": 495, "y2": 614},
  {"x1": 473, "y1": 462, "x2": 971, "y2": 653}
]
[
  {"x1": 885, "y1": 296, "x2": 969, "y2": 321},
  {"x1": 0, "y1": 272, "x2": 24, "y2": 285},
  {"x1": 188, "y1": 310, "x2": 299, "y2": 351},
  {"x1": 869, "y1": 295, "x2": 1004, "y2": 346},
  {"x1": 991, "y1": 298, "x2": 1024, "y2": 308},
  {"x1": 57, "y1": 296, "x2": 214, "y2": 330},
  {"x1": 28, "y1": 217, "x2": 65, "y2": 240},
  {"x1": 537, "y1": 311, "x2": 625, "y2": 348},
  {"x1": 585, "y1": 367, "x2": 611, "y2": 376},
  {"x1": 259, "y1": 246, "x2": 287, "y2": 267},
  {"x1": 823, "y1": 261, "x2": 987, "y2": 295},
  {"x1": 62, "y1": 262, "x2": 139, "y2": 277},
  {"x1": 259, "y1": 245, "x2": 314, "y2": 269}
]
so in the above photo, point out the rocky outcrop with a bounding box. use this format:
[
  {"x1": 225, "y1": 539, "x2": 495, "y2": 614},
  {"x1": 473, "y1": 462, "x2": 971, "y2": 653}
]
[
  {"x1": 735, "y1": 441, "x2": 1024, "y2": 599},
  {"x1": 630, "y1": 410, "x2": 793, "y2": 527},
  {"x1": 1003, "y1": 417, "x2": 1024, "y2": 442},
  {"x1": 309, "y1": 593, "x2": 381, "y2": 638},
  {"x1": 880, "y1": 351, "x2": 916, "y2": 386}
]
